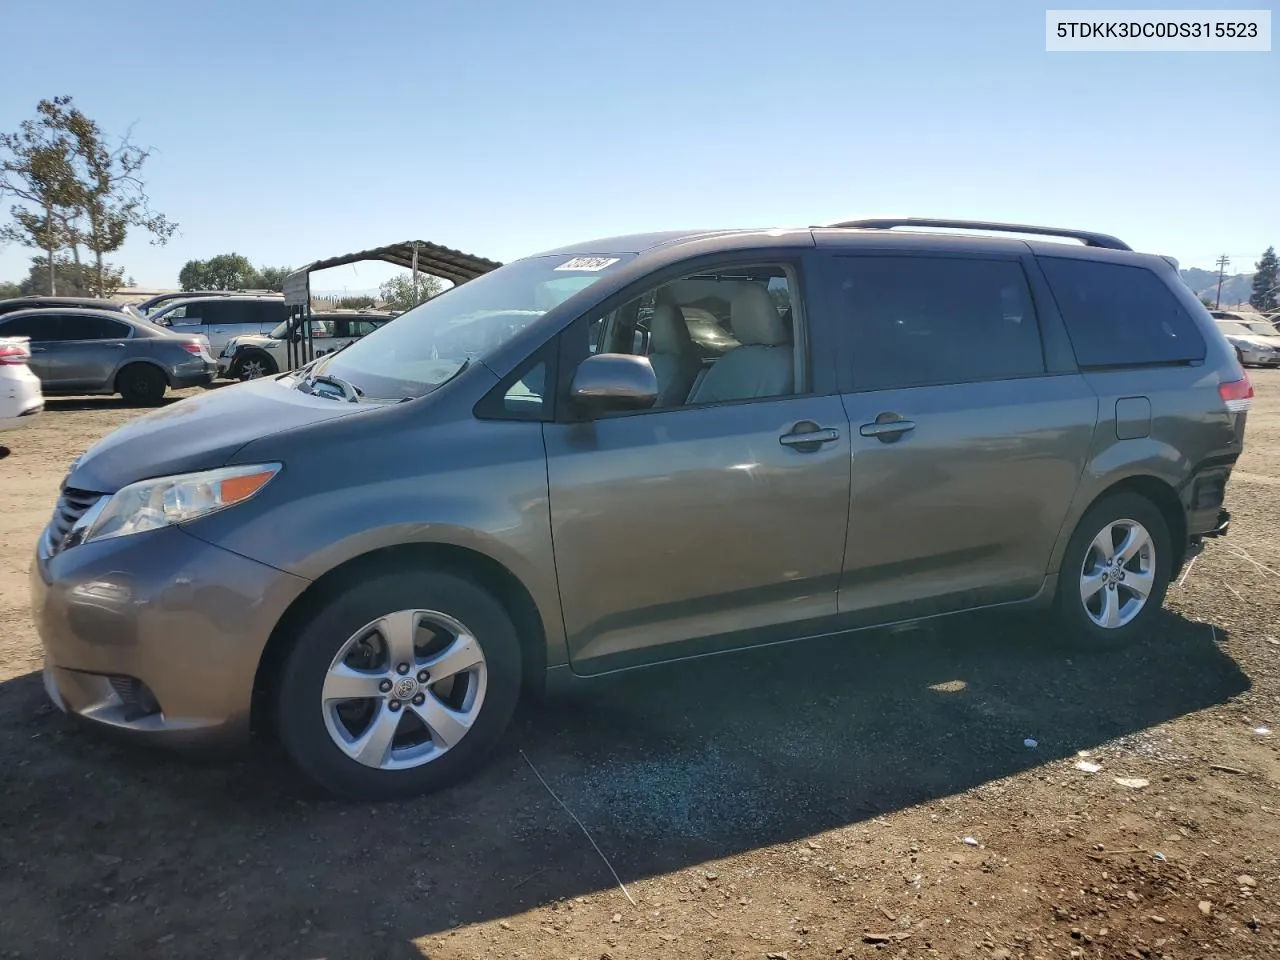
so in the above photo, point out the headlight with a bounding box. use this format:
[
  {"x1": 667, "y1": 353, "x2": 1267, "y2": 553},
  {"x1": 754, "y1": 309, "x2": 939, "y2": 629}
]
[{"x1": 78, "y1": 463, "x2": 281, "y2": 544}]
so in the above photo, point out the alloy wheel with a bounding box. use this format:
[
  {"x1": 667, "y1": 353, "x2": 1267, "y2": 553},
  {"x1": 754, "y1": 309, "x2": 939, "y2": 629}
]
[
  {"x1": 239, "y1": 358, "x2": 269, "y2": 380},
  {"x1": 1078, "y1": 518, "x2": 1156, "y2": 629},
  {"x1": 321, "y1": 609, "x2": 487, "y2": 770}
]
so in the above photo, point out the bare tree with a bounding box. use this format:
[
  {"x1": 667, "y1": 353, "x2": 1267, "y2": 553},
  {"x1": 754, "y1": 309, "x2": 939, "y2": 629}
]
[
  {"x1": 1, "y1": 97, "x2": 177, "y2": 297},
  {"x1": 50, "y1": 101, "x2": 177, "y2": 296},
  {"x1": 0, "y1": 97, "x2": 80, "y2": 294}
]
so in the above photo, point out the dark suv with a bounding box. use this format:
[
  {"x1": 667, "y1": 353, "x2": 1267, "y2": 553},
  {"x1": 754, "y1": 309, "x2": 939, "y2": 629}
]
[{"x1": 33, "y1": 218, "x2": 1248, "y2": 800}]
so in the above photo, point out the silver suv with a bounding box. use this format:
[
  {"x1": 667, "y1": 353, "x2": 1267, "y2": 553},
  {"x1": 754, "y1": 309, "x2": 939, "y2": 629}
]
[{"x1": 32, "y1": 219, "x2": 1249, "y2": 799}]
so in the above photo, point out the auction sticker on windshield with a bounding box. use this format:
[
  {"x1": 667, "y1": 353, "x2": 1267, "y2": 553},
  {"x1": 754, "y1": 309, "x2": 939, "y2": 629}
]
[{"x1": 555, "y1": 257, "x2": 621, "y2": 271}]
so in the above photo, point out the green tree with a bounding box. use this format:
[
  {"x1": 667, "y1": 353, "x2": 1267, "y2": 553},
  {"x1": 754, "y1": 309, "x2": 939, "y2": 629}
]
[
  {"x1": 15, "y1": 255, "x2": 120, "y2": 297},
  {"x1": 379, "y1": 271, "x2": 443, "y2": 311},
  {"x1": 0, "y1": 280, "x2": 21, "y2": 299},
  {"x1": 254, "y1": 265, "x2": 291, "y2": 292},
  {"x1": 177, "y1": 258, "x2": 209, "y2": 290},
  {"x1": 1250, "y1": 246, "x2": 1279, "y2": 313},
  {"x1": 0, "y1": 97, "x2": 80, "y2": 294},
  {"x1": 178, "y1": 253, "x2": 257, "y2": 290},
  {"x1": 179, "y1": 256, "x2": 290, "y2": 291}
]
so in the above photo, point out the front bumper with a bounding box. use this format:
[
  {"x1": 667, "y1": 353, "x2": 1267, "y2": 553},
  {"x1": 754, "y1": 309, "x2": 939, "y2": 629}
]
[
  {"x1": 1241, "y1": 349, "x2": 1280, "y2": 366},
  {"x1": 32, "y1": 523, "x2": 310, "y2": 747}
]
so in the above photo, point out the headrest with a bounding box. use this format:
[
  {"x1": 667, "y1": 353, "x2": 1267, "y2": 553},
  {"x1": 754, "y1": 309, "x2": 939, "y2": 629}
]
[
  {"x1": 731, "y1": 283, "x2": 787, "y2": 346},
  {"x1": 649, "y1": 297, "x2": 691, "y2": 354}
]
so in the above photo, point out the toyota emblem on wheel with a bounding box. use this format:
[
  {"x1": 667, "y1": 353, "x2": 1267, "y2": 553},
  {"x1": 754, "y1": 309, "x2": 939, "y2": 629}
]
[{"x1": 393, "y1": 677, "x2": 418, "y2": 700}]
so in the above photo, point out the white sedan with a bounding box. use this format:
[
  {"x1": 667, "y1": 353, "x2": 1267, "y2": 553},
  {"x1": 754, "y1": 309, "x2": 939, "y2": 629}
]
[{"x1": 0, "y1": 337, "x2": 44, "y2": 431}]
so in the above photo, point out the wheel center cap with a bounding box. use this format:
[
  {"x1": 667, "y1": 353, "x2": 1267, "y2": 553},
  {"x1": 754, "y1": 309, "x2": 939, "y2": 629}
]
[{"x1": 392, "y1": 677, "x2": 419, "y2": 700}]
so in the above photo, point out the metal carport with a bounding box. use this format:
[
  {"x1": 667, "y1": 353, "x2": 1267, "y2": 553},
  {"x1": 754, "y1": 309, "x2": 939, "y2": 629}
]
[{"x1": 281, "y1": 240, "x2": 502, "y2": 370}]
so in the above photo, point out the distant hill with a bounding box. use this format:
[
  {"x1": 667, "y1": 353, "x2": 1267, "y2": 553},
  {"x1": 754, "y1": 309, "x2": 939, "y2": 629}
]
[{"x1": 1179, "y1": 267, "x2": 1255, "y2": 307}]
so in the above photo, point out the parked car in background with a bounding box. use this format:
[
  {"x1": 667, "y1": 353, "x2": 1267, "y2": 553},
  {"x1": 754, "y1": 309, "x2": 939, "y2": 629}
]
[
  {"x1": 133, "y1": 289, "x2": 282, "y2": 318},
  {"x1": 148, "y1": 295, "x2": 288, "y2": 357},
  {"x1": 33, "y1": 218, "x2": 1248, "y2": 800},
  {"x1": 0, "y1": 308, "x2": 218, "y2": 405},
  {"x1": 0, "y1": 296, "x2": 142, "y2": 320},
  {"x1": 0, "y1": 336, "x2": 43, "y2": 430},
  {"x1": 220, "y1": 311, "x2": 394, "y2": 379},
  {"x1": 1214, "y1": 319, "x2": 1280, "y2": 367}
]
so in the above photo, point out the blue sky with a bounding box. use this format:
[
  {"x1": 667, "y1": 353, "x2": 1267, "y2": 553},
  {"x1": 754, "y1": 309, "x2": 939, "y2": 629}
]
[{"x1": 0, "y1": 0, "x2": 1275, "y2": 290}]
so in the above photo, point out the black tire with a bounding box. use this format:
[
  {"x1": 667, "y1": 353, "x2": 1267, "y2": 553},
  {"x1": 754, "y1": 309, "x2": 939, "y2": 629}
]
[
  {"x1": 116, "y1": 364, "x2": 168, "y2": 406},
  {"x1": 1053, "y1": 492, "x2": 1172, "y2": 648},
  {"x1": 275, "y1": 569, "x2": 523, "y2": 800},
  {"x1": 230, "y1": 351, "x2": 277, "y2": 381}
]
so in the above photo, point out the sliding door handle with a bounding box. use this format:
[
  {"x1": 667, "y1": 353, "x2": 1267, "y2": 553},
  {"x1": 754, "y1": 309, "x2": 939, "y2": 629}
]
[{"x1": 859, "y1": 418, "x2": 916, "y2": 442}]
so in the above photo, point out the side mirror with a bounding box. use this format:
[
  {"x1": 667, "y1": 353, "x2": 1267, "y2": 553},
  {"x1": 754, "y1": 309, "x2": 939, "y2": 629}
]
[{"x1": 570, "y1": 353, "x2": 658, "y2": 415}]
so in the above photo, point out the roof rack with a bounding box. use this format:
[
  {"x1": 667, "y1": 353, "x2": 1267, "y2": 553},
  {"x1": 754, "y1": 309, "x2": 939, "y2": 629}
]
[{"x1": 826, "y1": 218, "x2": 1132, "y2": 251}]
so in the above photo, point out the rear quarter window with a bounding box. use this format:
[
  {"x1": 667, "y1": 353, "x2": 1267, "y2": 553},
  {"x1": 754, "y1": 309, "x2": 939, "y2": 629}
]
[{"x1": 1039, "y1": 257, "x2": 1205, "y2": 367}]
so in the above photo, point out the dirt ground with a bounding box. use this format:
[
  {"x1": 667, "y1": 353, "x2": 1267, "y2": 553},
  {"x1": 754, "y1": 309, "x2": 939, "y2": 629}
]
[{"x1": 1, "y1": 377, "x2": 1279, "y2": 960}]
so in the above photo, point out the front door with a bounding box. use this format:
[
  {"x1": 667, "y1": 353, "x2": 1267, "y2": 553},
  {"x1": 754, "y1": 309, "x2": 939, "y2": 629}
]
[
  {"x1": 543, "y1": 257, "x2": 851, "y2": 675},
  {"x1": 827, "y1": 252, "x2": 1098, "y2": 618}
]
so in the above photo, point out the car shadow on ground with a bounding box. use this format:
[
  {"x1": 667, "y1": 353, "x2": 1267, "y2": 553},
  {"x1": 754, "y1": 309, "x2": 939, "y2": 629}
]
[
  {"x1": 42, "y1": 396, "x2": 186, "y2": 413},
  {"x1": 0, "y1": 608, "x2": 1248, "y2": 956},
  {"x1": 39, "y1": 382, "x2": 230, "y2": 413}
]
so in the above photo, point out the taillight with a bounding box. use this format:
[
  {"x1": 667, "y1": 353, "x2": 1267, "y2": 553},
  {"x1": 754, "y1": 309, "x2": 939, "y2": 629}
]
[
  {"x1": 1219, "y1": 374, "x2": 1254, "y2": 413},
  {"x1": 182, "y1": 343, "x2": 203, "y2": 355},
  {"x1": 0, "y1": 343, "x2": 30, "y2": 365}
]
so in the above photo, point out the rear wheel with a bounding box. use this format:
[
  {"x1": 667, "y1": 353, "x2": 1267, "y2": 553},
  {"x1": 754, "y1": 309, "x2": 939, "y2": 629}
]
[
  {"x1": 275, "y1": 569, "x2": 523, "y2": 800},
  {"x1": 1054, "y1": 492, "x2": 1171, "y2": 647},
  {"x1": 116, "y1": 364, "x2": 168, "y2": 406}
]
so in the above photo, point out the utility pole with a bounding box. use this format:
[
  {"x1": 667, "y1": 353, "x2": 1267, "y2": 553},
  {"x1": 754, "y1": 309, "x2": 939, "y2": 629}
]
[{"x1": 1213, "y1": 256, "x2": 1233, "y2": 308}]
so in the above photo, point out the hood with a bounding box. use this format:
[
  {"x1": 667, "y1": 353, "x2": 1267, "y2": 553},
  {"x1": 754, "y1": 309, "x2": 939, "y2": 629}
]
[{"x1": 68, "y1": 378, "x2": 371, "y2": 493}]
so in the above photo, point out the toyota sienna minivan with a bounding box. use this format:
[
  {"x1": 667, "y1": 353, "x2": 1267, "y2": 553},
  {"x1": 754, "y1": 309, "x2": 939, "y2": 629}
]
[{"x1": 32, "y1": 219, "x2": 1249, "y2": 800}]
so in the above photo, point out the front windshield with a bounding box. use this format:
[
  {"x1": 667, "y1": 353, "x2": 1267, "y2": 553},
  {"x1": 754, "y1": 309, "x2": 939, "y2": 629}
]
[
  {"x1": 1217, "y1": 322, "x2": 1251, "y2": 335},
  {"x1": 309, "y1": 254, "x2": 633, "y2": 400},
  {"x1": 1245, "y1": 322, "x2": 1277, "y2": 336}
]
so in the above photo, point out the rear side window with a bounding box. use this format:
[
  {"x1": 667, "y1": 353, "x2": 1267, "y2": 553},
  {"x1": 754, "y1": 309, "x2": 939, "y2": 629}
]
[
  {"x1": 249, "y1": 301, "x2": 286, "y2": 324},
  {"x1": 0, "y1": 314, "x2": 58, "y2": 339},
  {"x1": 201, "y1": 301, "x2": 250, "y2": 325},
  {"x1": 60, "y1": 314, "x2": 130, "y2": 340},
  {"x1": 832, "y1": 256, "x2": 1045, "y2": 391},
  {"x1": 1039, "y1": 258, "x2": 1205, "y2": 367}
]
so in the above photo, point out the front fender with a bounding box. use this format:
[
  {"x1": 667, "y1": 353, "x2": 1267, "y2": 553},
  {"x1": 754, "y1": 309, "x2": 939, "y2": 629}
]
[{"x1": 181, "y1": 414, "x2": 566, "y2": 667}]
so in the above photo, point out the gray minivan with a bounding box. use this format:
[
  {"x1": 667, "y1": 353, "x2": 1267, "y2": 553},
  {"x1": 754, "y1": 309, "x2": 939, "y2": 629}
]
[{"x1": 32, "y1": 219, "x2": 1249, "y2": 800}]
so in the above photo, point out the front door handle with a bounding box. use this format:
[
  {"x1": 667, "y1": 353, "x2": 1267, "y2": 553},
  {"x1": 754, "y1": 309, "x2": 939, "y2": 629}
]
[
  {"x1": 859, "y1": 416, "x2": 916, "y2": 442},
  {"x1": 779, "y1": 422, "x2": 841, "y2": 451},
  {"x1": 107, "y1": 342, "x2": 125, "y2": 348}
]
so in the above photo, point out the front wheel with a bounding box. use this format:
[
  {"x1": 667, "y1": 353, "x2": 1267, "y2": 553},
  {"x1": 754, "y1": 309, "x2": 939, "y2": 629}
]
[
  {"x1": 231, "y1": 351, "x2": 277, "y2": 381},
  {"x1": 275, "y1": 569, "x2": 523, "y2": 800},
  {"x1": 1054, "y1": 492, "x2": 1171, "y2": 647}
]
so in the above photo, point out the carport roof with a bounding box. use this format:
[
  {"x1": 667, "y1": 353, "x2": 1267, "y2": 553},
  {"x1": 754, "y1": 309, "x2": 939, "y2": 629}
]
[{"x1": 288, "y1": 240, "x2": 503, "y2": 287}]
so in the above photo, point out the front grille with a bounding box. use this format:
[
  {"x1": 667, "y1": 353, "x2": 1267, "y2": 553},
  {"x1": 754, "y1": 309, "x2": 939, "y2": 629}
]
[{"x1": 47, "y1": 486, "x2": 103, "y2": 554}]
